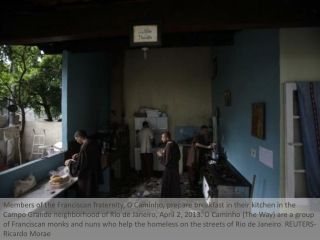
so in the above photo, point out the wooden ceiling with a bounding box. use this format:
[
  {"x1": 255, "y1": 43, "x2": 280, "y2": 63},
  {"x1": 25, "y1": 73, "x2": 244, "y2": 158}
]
[
  {"x1": 1, "y1": 0, "x2": 320, "y2": 51},
  {"x1": 1, "y1": 0, "x2": 148, "y2": 14}
]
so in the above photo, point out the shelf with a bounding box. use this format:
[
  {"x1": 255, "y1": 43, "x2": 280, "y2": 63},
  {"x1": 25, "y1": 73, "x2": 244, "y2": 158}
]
[
  {"x1": 288, "y1": 142, "x2": 303, "y2": 147},
  {"x1": 293, "y1": 115, "x2": 300, "y2": 119},
  {"x1": 294, "y1": 169, "x2": 306, "y2": 173}
]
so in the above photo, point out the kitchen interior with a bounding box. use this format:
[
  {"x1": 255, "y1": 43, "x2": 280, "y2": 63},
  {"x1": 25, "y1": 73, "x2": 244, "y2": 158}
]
[
  {"x1": 78, "y1": 45, "x2": 254, "y2": 199},
  {"x1": 121, "y1": 45, "x2": 253, "y2": 199},
  {"x1": 1, "y1": 1, "x2": 320, "y2": 213},
  {"x1": 0, "y1": 27, "x2": 284, "y2": 201}
]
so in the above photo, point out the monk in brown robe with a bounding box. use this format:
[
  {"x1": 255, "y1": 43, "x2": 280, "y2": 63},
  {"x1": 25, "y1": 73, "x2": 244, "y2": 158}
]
[
  {"x1": 187, "y1": 125, "x2": 213, "y2": 195},
  {"x1": 157, "y1": 132, "x2": 181, "y2": 198},
  {"x1": 65, "y1": 130, "x2": 103, "y2": 198}
]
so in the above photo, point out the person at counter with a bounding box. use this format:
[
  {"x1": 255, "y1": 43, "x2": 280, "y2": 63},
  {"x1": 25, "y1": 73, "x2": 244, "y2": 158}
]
[
  {"x1": 187, "y1": 125, "x2": 213, "y2": 196},
  {"x1": 138, "y1": 121, "x2": 155, "y2": 182},
  {"x1": 157, "y1": 131, "x2": 181, "y2": 198},
  {"x1": 65, "y1": 130, "x2": 103, "y2": 198}
]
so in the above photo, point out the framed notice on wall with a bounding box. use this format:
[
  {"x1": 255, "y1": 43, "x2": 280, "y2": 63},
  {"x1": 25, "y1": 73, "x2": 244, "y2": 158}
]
[
  {"x1": 251, "y1": 102, "x2": 265, "y2": 140},
  {"x1": 130, "y1": 22, "x2": 162, "y2": 47}
]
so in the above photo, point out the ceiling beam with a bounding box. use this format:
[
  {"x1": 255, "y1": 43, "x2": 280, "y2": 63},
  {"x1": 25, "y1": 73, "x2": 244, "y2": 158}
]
[
  {"x1": 0, "y1": 0, "x2": 319, "y2": 45},
  {"x1": 36, "y1": 31, "x2": 235, "y2": 54}
]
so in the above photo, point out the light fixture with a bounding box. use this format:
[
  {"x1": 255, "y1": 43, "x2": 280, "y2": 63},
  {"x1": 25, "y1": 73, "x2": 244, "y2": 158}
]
[{"x1": 141, "y1": 47, "x2": 149, "y2": 59}]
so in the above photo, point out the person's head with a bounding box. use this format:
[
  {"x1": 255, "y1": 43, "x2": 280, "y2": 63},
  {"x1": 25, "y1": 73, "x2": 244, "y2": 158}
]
[
  {"x1": 200, "y1": 125, "x2": 209, "y2": 136},
  {"x1": 142, "y1": 121, "x2": 149, "y2": 128},
  {"x1": 74, "y1": 130, "x2": 87, "y2": 144},
  {"x1": 161, "y1": 131, "x2": 171, "y2": 143}
]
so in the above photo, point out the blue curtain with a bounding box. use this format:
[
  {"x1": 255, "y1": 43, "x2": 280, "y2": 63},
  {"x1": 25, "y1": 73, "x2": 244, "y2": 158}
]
[{"x1": 297, "y1": 82, "x2": 320, "y2": 198}]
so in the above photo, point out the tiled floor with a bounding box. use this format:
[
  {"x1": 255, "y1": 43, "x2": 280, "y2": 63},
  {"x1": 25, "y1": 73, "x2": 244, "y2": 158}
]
[{"x1": 100, "y1": 170, "x2": 203, "y2": 198}]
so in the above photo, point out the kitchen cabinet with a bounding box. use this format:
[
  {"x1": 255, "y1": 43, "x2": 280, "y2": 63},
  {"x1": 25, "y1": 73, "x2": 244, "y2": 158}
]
[
  {"x1": 135, "y1": 117, "x2": 168, "y2": 130},
  {"x1": 202, "y1": 159, "x2": 251, "y2": 199},
  {"x1": 146, "y1": 117, "x2": 157, "y2": 129},
  {"x1": 135, "y1": 118, "x2": 146, "y2": 130},
  {"x1": 156, "y1": 117, "x2": 168, "y2": 129}
]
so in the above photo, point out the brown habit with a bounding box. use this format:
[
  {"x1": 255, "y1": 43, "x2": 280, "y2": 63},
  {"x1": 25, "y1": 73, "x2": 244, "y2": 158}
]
[
  {"x1": 69, "y1": 140, "x2": 104, "y2": 197},
  {"x1": 159, "y1": 141, "x2": 181, "y2": 198}
]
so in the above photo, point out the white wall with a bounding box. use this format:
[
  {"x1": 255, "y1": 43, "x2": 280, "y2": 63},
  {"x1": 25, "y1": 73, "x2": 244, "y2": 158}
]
[
  {"x1": 280, "y1": 27, "x2": 320, "y2": 197},
  {"x1": 23, "y1": 122, "x2": 62, "y2": 161},
  {"x1": 124, "y1": 47, "x2": 212, "y2": 166}
]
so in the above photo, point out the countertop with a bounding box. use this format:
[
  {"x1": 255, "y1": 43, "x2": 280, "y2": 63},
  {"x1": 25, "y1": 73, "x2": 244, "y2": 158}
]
[
  {"x1": 20, "y1": 177, "x2": 78, "y2": 199},
  {"x1": 3, "y1": 177, "x2": 78, "y2": 214},
  {"x1": 204, "y1": 159, "x2": 251, "y2": 187}
]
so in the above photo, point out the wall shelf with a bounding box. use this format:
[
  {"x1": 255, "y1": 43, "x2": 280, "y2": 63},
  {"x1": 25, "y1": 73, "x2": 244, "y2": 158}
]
[
  {"x1": 288, "y1": 142, "x2": 303, "y2": 146},
  {"x1": 285, "y1": 83, "x2": 307, "y2": 198}
]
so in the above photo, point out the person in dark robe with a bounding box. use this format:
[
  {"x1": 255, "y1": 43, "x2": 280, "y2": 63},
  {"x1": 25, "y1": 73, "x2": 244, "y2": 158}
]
[
  {"x1": 187, "y1": 125, "x2": 213, "y2": 196},
  {"x1": 157, "y1": 132, "x2": 181, "y2": 198},
  {"x1": 65, "y1": 130, "x2": 104, "y2": 198}
]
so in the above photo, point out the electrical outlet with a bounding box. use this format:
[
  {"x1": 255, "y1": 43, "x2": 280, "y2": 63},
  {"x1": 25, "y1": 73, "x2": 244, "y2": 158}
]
[
  {"x1": 251, "y1": 149, "x2": 256, "y2": 158},
  {"x1": 180, "y1": 129, "x2": 183, "y2": 133}
]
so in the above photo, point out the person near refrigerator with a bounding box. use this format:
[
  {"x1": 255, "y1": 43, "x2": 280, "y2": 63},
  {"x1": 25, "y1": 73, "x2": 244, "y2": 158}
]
[{"x1": 138, "y1": 121, "x2": 156, "y2": 182}]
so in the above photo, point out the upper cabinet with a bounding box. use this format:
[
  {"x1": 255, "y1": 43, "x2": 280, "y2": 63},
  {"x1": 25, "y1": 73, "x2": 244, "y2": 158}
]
[
  {"x1": 135, "y1": 117, "x2": 168, "y2": 130},
  {"x1": 156, "y1": 117, "x2": 168, "y2": 130}
]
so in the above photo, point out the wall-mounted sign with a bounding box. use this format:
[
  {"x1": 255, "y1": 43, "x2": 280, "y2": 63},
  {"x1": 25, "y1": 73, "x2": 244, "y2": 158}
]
[{"x1": 130, "y1": 22, "x2": 162, "y2": 47}]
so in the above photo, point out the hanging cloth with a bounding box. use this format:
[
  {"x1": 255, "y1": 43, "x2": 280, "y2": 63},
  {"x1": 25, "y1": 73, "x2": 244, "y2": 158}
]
[{"x1": 297, "y1": 82, "x2": 320, "y2": 197}]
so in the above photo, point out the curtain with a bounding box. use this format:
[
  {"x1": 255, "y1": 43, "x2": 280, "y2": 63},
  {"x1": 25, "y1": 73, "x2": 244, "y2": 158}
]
[{"x1": 297, "y1": 82, "x2": 320, "y2": 198}]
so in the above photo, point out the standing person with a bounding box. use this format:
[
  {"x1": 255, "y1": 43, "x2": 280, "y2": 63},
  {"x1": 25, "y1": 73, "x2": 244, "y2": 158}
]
[
  {"x1": 138, "y1": 121, "x2": 155, "y2": 182},
  {"x1": 187, "y1": 125, "x2": 213, "y2": 195},
  {"x1": 65, "y1": 130, "x2": 103, "y2": 198},
  {"x1": 157, "y1": 132, "x2": 181, "y2": 198}
]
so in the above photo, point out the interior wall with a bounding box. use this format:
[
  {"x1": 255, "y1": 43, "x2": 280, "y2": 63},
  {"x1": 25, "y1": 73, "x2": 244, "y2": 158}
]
[
  {"x1": 212, "y1": 29, "x2": 280, "y2": 198},
  {"x1": 124, "y1": 47, "x2": 212, "y2": 166},
  {"x1": 279, "y1": 27, "x2": 320, "y2": 197},
  {"x1": 62, "y1": 51, "x2": 110, "y2": 148}
]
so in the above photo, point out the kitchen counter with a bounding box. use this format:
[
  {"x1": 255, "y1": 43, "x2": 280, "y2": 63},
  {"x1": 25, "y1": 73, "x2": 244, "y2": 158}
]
[
  {"x1": 179, "y1": 143, "x2": 192, "y2": 147},
  {"x1": 204, "y1": 159, "x2": 251, "y2": 187},
  {"x1": 20, "y1": 177, "x2": 78, "y2": 199},
  {"x1": 202, "y1": 158, "x2": 251, "y2": 198},
  {"x1": 5, "y1": 177, "x2": 78, "y2": 214}
]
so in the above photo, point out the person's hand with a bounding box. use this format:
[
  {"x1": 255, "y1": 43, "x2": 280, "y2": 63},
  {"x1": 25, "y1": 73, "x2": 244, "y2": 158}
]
[
  {"x1": 211, "y1": 142, "x2": 217, "y2": 150},
  {"x1": 157, "y1": 150, "x2": 163, "y2": 157},
  {"x1": 65, "y1": 160, "x2": 70, "y2": 166},
  {"x1": 207, "y1": 145, "x2": 213, "y2": 149},
  {"x1": 72, "y1": 154, "x2": 78, "y2": 160}
]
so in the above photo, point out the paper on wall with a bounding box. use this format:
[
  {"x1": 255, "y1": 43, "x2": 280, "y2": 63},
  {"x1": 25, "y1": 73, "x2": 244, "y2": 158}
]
[{"x1": 259, "y1": 146, "x2": 273, "y2": 169}]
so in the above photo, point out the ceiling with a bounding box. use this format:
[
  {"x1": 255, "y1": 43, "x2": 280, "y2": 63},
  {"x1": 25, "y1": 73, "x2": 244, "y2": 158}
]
[
  {"x1": 1, "y1": 0, "x2": 148, "y2": 14},
  {"x1": 0, "y1": 0, "x2": 320, "y2": 52}
]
